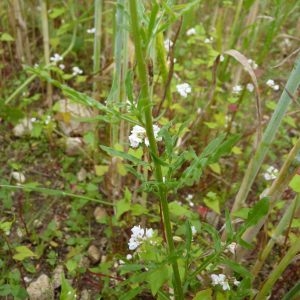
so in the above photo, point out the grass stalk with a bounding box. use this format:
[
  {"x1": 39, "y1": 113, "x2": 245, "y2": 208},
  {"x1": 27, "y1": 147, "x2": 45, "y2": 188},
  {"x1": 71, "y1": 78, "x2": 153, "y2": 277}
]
[
  {"x1": 129, "y1": 0, "x2": 183, "y2": 298},
  {"x1": 251, "y1": 195, "x2": 300, "y2": 278},
  {"x1": 92, "y1": 0, "x2": 102, "y2": 98},
  {"x1": 106, "y1": 0, "x2": 129, "y2": 202},
  {"x1": 254, "y1": 239, "x2": 300, "y2": 300},
  {"x1": 231, "y1": 56, "x2": 300, "y2": 214},
  {"x1": 40, "y1": 0, "x2": 53, "y2": 106},
  {"x1": 5, "y1": 5, "x2": 78, "y2": 105},
  {"x1": 235, "y1": 135, "x2": 300, "y2": 260}
]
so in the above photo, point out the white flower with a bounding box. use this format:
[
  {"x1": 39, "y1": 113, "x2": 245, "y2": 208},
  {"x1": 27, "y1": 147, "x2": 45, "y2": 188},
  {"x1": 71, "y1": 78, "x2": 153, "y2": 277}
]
[
  {"x1": 227, "y1": 242, "x2": 237, "y2": 255},
  {"x1": 128, "y1": 225, "x2": 155, "y2": 251},
  {"x1": 129, "y1": 124, "x2": 161, "y2": 148},
  {"x1": 126, "y1": 254, "x2": 132, "y2": 260},
  {"x1": 50, "y1": 53, "x2": 63, "y2": 64},
  {"x1": 87, "y1": 28, "x2": 96, "y2": 34},
  {"x1": 11, "y1": 171, "x2": 26, "y2": 183},
  {"x1": 59, "y1": 64, "x2": 65, "y2": 70},
  {"x1": 266, "y1": 79, "x2": 280, "y2": 91},
  {"x1": 204, "y1": 36, "x2": 213, "y2": 44},
  {"x1": 72, "y1": 66, "x2": 83, "y2": 76},
  {"x1": 44, "y1": 115, "x2": 51, "y2": 125},
  {"x1": 186, "y1": 28, "x2": 196, "y2": 36},
  {"x1": 30, "y1": 117, "x2": 37, "y2": 122},
  {"x1": 233, "y1": 278, "x2": 241, "y2": 286},
  {"x1": 186, "y1": 194, "x2": 193, "y2": 201},
  {"x1": 247, "y1": 59, "x2": 258, "y2": 70},
  {"x1": 164, "y1": 39, "x2": 173, "y2": 52},
  {"x1": 220, "y1": 55, "x2": 225, "y2": 62},
  {"x1": 232, "y1": 85, "x2": 243, "y2": 94},
  {"x1": 145, "y1": 228, "x2": 154, "y2": 239},
  {"x1": 246, "y1": 83, "x2": 254, "y2": 92},
  {"x1": 211, "y1": 274, "x2": 230, "y2": 291},
  {"x1": 191, "y1": 226, "x2": 197, "y2": 236},
  {"x1": 263, "y1": 166, "x2": 279, "y2": 181},
  {"x1": 176, "y1": 83, "x2": 192, "y2": 97}
]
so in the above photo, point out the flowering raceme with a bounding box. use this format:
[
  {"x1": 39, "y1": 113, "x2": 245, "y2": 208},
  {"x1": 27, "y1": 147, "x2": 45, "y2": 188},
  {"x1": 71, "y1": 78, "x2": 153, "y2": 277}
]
[
  {"x1": 176, "y1": 83, "x2": 192, "y2": 97},
  {"x1": 129, "y1": 124, "x2": 162, "y2": 148},
  {"x1": 128, "y1": 225, "x2": 154, "y2": 250}
]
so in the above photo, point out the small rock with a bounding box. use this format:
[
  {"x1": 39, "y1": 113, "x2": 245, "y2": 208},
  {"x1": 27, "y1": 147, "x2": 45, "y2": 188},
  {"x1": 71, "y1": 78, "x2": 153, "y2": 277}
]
[
  {"x1": 55, "y1": 99, "x2": 96, "y2": 136},
  {"x1": 13, "y1": 118, "x2": 33, "y2": 137},
  {"x1": 87, "y1": 245, "x2": 100, "y2": 264},
  {"x1": 78, "y1": 256, "x2": 90, "y2": 269},
  {"x1": 11, "y1": 171, "x2": 26, "y2": 183},
  {"x1": 52, "y1": 265, "x2": 64, "y2": 289},
  {"x1": 93, "y1": 207, "x2": 107, "y2": 222},
  {"x1": 26, "y1": 274, "x2": 54, "y2": 300},
  {"x1": 77, "y1": 167, "x2": 87, "y2": 181},
  {"x1": 65, "y1": 137, "x2": 83, "y2": 156},
  {"x1": 80, "y1": 289, "x2": 91, "y2": 300}
]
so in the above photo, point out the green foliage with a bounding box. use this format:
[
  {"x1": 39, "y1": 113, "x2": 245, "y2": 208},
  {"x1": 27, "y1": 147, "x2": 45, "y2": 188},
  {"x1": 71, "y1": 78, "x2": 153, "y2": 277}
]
[{"x1": 0, "y1": 0, "x2": 299, "y2": 299}]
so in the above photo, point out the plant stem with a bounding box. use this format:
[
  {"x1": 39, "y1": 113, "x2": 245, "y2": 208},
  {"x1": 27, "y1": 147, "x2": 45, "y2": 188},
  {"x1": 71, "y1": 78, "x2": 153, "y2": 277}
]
[
  {"x1": 254, "y1": 239, "x2": 300, "y2": 300},
  {"x1": 129, "y1": 1, "x2": 183, "y2": 299},
  {"x1": 40, "y1": 0, "x2": 53, "y2": 106},
  {"x1": 92, "y1": 0, "x2": 102, "y2": 98},
  {"x1": 251, "y1": 195, "x2": 300, "y2": 278},
  {"x1": 235, "y1": 135, "x2": 300, "y2": 260},
  {"x1": 231, "y1": 56, "x2": 300, "y2": 214}
]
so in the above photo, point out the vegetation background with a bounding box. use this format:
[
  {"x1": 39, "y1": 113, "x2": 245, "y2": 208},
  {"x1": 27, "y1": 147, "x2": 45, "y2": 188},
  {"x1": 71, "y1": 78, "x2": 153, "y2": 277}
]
[{"x1": 0, "y1": 0, "x2": 300, "y2": 299}]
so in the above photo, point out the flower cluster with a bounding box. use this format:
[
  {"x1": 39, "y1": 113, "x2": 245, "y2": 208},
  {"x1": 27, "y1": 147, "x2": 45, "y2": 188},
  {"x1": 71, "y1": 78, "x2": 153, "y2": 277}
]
[
  {"x1": 176, "y1": 83, "x2": 192, "y2": 97},
  {"x1": 129, "y1": 124, "x2": 162, "y2": 148},
  {"x1": 263, "y1": 166, "x2": 279, "y2": 181},
  {"x1": 247, "y1": 59, "x2": 258, "y2": 70},
  {"x1": 211, "y1": 274, "x2": 230, "y2": 291},
  {"x1": 204, "y1": 36, "x2": 213, "y2": 44},
  {"x1": 164, "y1": 39, "x2": 173, "y2": 52},
  {"x1": 266, "y1": 79, "x2": 279, "y2": 91},
  {"x1": 72, "y1": 66, "x2": 83, "y2": 76},
  {"x1": 246, "y1": 83, "x2": 254, "y2": 92},
  {"x1": 186, "y1": 28, "x2": 196, "y2": 36},
  {"x1": 50, "y1": 53, "x2": 63, "y2": 64},
  {"x1": 232, "y1": 85, "x2": 243, "y2": 94},
  {"x1": 128, "y1": 225, "x2": 154, "y2": 250},
  {"x1": 87, "y1": 28, "x2": 96, "y2": 34}
]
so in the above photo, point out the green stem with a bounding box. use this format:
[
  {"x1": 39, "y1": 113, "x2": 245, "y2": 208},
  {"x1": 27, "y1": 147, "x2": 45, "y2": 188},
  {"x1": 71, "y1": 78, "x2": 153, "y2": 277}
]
[
  {"x1": 231, "y1": 56, "x2": 300, "y2": 214},
  {"x1": 236, "y1": 136, "x2": 300, "y2": 261},
  {"x1": 254, "y1": 239, "x2": 300, "y2": 300},
  {"x1": 129, "y1": 1, "x2": 183, "y2": 299},
  {"x1": 92, "y1": 0, "x2": 102, "y2": 96},
  {"x1": 251, "y1": 195, "x2": 300, "y2": 278}
]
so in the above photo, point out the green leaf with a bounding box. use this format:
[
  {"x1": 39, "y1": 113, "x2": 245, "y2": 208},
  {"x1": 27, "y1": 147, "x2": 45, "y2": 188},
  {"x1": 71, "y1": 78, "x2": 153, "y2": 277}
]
[
  {"x1": 0, "y1": 32, "x2": 14, "y2": 42},
  {"x1": 200, "y1": 134, "x2": 226, "y2": 158},
  {"x1": 210, "y1": 134, "x2": 240, "y2": 163},
  {"x1": 116, "y1": 188, "x2": 131, "y2": 220},
  {"x1": 238, "y1": 197, "x2": 269, "y2": 237},
  {"x1": 193, "y1": 289, "x2": 212, "y2": 300},
  {"x1": 209, "y1": 163, "x2": 221, "y2": 174},
  {"x1": 100, "y1": 145, "x2": 149, "y2": 167},
  {"x1": 203, "y1": 192, "x2": 220, "y2": 214},
  {"x1": 120, "y1": 287, "x2": 143, "y2": 300},
  {"x1": 169, "y1": 201, "x2": 193, "y2": 218},
  {"x1": 94, "y1": 165, "x2": 109, "y2": 176},
  {"x1": 60, "y1": 273, "x2": 76, "y2": 300},
  {"x1": 148, "y1": 265, "x2": 170, "y2": 296},
  {"x1": 131, "y1": 204, "x2": 148, "y2": 216},
  {"x1": 289, "y1": 174, "x2": 300, "y2": 192},
  {"x1": 49, "y1": 7, "x2": 66, "y2": 19},
  {"x1": 13, "y1": 246, "x2": 37, "y2": 261},
  {"x1": 0, "y1": 220, "x2": 13, "y2": 234}
]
